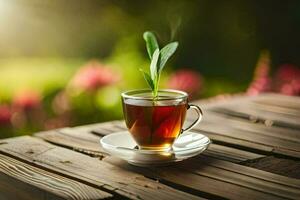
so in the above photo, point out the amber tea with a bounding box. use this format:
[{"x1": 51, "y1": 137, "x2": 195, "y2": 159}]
[
  {"x1": 122, "y1": 90, "x2": 202, "y2": 151},
  {"x1": 123, "y1": 99, "x2": 187, "y2": 150}
]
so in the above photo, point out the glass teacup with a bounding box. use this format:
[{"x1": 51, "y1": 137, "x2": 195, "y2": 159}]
[{"x1": 121, "y1": 89, "x2": 203, "y2": 151}]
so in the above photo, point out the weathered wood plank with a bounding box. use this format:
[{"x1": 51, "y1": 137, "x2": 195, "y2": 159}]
[
  {"x1": 251, "y1": 101, "x2": 300, "y2": 117},
  {"x1": 211, "y1": 105, "x2": 300, "y2": 130},
  {"x1": 194, "y1": 129, "x2": 275, "y2": 153},
  {"x1": 0, "y1": 172, "x2": 64, "y2": 200},
  {"x1": 200, "y1": 112, "x2": 299, "y2": 146},
  {"x1": 90, "y1": 121, "x2": 126, "y2": 136},
  {"x1": 185, "y1": 94, "x2": 300, "y2": 159},
  {"x1": 188, "y1": 111, "x2": 300, "y2": 158},
  {"x1": 90, "y1": 121, "x2": 266, "y2": 162},
  {"x1": 0, "y1": 94, "x2": 300, "y2": 199},
  {"x1": 193, "y1": 93, "x2": 300, "y2": 113},
  {"x1": 242, "y1": 156, "x2": 300, "y2": 179},
  {"x1": 202, "y1": 110, "x2": 300, "y2": 142},
  {"x1": 192, "y1": 93, "x2": 300, "y2": 131},
  {"x1": 176, "y1": 156, "x2": 300, "y2": 199},
  {"x1": 248, "y1": 95, "x2": 300, "y2": 117},
  {"x1": 73, "y1": 121, "x2": 125, "y2": 135},
  {"x1": 253, "y1": 93, "x2": 300, "y2": 111},
  {"x1": 35, "y1": 126, "x2": 264, "y2": 163},
  {"x1": 191, "y1": 156, "x2": 300, "y2": 188},
  {"x1": 0, "y1": 154, "x2": 112, "y2": 200},
  {"x1": 198, "y1": 120, "x2": 300, "y2": 151},
  {"x1": 35, "y1": 128, "x2": 107, "y2": 158},
  {"x1": 0, "y1": 136, "x2": 205, "y2": 200},
  {"x1": 194, "y1": 126, "x2": 300, "y2": 158},
  {"x1": 104, "y1": 155, "x2": 300, "y2": 200},
  {"x1": 203, "y1": 143, "x2": 264, "y2": 163}
]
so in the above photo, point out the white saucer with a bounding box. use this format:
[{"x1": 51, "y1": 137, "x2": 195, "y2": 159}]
[{"x1": 100, "y1": 131, "x2": 210, "y2": 167}]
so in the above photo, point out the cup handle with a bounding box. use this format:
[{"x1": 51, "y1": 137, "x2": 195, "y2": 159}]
[{"x1": 181, "y1": 104, "x2": 203, "y2": 133}]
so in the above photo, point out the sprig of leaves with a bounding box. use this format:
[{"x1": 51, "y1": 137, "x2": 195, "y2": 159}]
[{"x1": 140, "y1": 31, "x2": 178, "y2": 97}]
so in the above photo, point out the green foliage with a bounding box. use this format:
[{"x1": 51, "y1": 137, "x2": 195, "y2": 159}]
[
  {"x1": 143, "y1": 32, "x2": 159, "y2": 59},
  {"x1": 0, "y1": 58, "x2": 84, "y2": 100},
  {"x1": 150, "y1": 49, "x2": 160, "y2": 81},
  {"x1": 141, "y1": 31, "x2": 178, "y2": 97},
  {"x1": 158, "y1": 42, "x2": 178, "y2": 73},
  {"x1": 106, "y1": 36, "x2": 149, "y2": 90},
  {"x1": 0, "y1": 35, "x2": 248, "y2": 139},
  {"x1": 140, "y1": 69, "x2": 154, "y2": 90}
]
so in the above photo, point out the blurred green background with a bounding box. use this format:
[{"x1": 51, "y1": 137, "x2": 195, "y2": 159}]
[{"x1": 0, "y1": 0, "x2": 299, "y2": 138}]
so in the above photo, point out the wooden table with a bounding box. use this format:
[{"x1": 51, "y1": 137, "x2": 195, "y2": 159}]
[{"x1": 0, "y1": 93, "x2": 299, "y2": 200}]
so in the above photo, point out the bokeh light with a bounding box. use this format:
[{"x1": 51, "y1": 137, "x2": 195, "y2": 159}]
[{"x1": 0, "y1": 0, "x2": 299, "y2": 138}]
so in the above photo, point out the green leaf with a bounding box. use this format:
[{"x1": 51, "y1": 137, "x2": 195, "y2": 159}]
[
  {"x1": 158, "y1": 42, "x2": 178, "y2": 73},
  {"x1": 139, "y1": 69, "x2": 154, "y2": 90},
  {"x1": 150, "y1": 48, "x2": 160, "y2": 81},
  {"x1": 143, "y1": 31, "x2": 159, "y2": 59}
]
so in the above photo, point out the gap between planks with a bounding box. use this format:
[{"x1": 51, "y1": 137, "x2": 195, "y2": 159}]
[
  {"x1": 35, "y1": 125, "x2": 265, "y2": 164},
  {"x1": 0, "y1": 136, "x2": 205, "y2": 200},
  {"x1": 0, "y1": 154, "x2": 113, "y2": 200},
  {"x1": 33, "y1": 124, "x2": 295, "y2": 199}
]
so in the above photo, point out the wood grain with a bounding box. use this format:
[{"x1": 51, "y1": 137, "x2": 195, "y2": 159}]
[
  {"x1": 211, "y1": 106, "x2": 300, "y2": 130},
  {"x1": 35, "y1": 128, "x2": 107, "y2": 158},
  {"x1": 35, "y1": 125, "x2": 264, "y2": 163},
  {"x1": 197, "y1": 121, "x2": 300, "y2": 151},
  {"x1": 242, "y1": 155, "x2": 300, "y2": 179},
  {"x1": 104, "y1": 155, "x2": 300, "y2": 200},
  {"x1": 0, "y1": 172, "x2": 64, "y2": 200},
  {"x1": 90, "y1": 121, "x2": 126, "y2": 136},
  {"x1": 0, "y1": 136, "x2": 204, "y2": 200},
  {"x1": 188, "y1": 111, "x2": 300, "y2": 158},
  {"x1": 86, "y1": 121, "x2": 265, "y2": 163},
  {"x1": 2, "y1": 93, "x2": 299, "y2": 200},
  {"x1": 190, "y1": 156, "x2": 300, "y2": 188},
  {"x1": 0, "y1": 154, "x2": 112, "y2": 200},
  {"x1": 203, "y1": 143, "x2": 264, "y2": 163},
  {"x1": 188, "y1": 94, "x2": 300, "y2": 159},
  {"x1": 253, "y1": 93, "x2": 300, "y2": 111},
  {"x1": 203, "y1": 110, "x2": 300, "y2": 142}
]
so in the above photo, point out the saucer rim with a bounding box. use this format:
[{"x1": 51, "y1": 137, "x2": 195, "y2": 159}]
[{"x1": 100, "y1": 131, "x2": 211, "y2": 155}]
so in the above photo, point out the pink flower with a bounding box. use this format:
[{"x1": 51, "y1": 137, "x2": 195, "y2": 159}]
[
  {"x1": 275, "y1": 64, "x2": 300, "y2": 82},
  {"x1": 273, "y1": 64, "x2": 300, "y2": 96},
  {"x1": 13, "y1": 90, "x2": 41, "y2": 110},
  {"x1": 167, "y1": 69, "x2": 203, "y2": 99},
  {"x1": 0, "y1": 104, "x2": 11, "y2": 125},
  {"x1": 71, "y1": 61, "x2": 120, "y2": 91},
  {"x1": 247, "y1": 77, "x2": 272, "y2": 96},
  {"x1": 247, "y1": 51, "x2": 271, "y2": 95}
]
